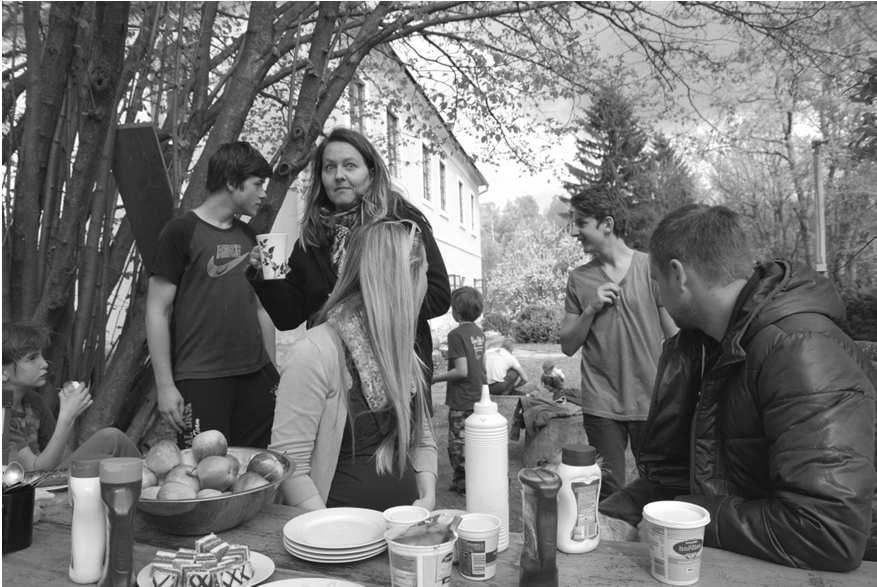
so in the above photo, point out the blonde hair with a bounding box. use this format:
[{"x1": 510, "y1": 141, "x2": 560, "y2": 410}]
[{"x1": 318, "y1": 220, "x2": 429, "y2": 475}]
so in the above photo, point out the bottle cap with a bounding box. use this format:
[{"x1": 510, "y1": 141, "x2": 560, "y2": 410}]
[
  {"x1": 70, "y1": 458, "x2": 101, "y2": 478},
  {"x1": 99, "y1": 457, "x2": 143, "y2": 484},
  {"x1": 473, "y1": 384, "x2": 498, "y2": 415},
  {"x1": 561, "y1": 444, "x2": 597, "y2": 467},
  {"x1": 517, "y1": 467, "x2": 562, "y2": 492}
]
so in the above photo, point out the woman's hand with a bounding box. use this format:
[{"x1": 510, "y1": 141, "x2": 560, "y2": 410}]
[
  {"x1": 412, "y1": 495, "x2": 436, "y2": 512},
  {"x1": 57, "y1": 381, "x2": 92, "y2": 424}
]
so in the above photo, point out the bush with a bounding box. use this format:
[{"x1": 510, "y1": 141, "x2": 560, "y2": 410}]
[
  {"x1": 842, "y1": 290, "x2": 877, "y2": 341},
  {"x1": 482, "y1": 312, "x2": 513, "y2": 335},
  {"x1": 513, "y1": 305, "x2": 562, "y2": 343}
]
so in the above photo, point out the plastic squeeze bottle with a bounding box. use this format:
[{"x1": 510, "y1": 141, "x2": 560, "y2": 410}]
[
  {"x1": 69, "y1": 459, "x2": 106, "y2": 583},
  {"x1": 98, "y1": 457, "x2": 142, "y2": 587},
  {"x1": 556, "y1": 444, "x2": 601, "y2": 553},
  {"x1": 518, "y1": 467, "x2": 562, "y2": 587},
  {"x1": 465, "y1": 384, "x2": 510, "y2": 551}
]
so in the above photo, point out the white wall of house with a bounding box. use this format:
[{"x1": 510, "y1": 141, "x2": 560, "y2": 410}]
[{"x1": 271, "y1": 47, "x2": 486, "y2": 343}]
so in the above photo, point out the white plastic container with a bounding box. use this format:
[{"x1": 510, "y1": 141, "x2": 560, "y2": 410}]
[
  {"x1": 68, "y1": 459, "x2": 106, "y2": 583},
  {"x1": 386, "y1": 530, "x2": 457, "y2": 587},
  {"x1": 642, "y1": 501, "x2": 710, "y2": 586},
  {"x1": 464, "y1": 384, "x2": 509, "y2": 552},
  {"x1": 556, "y1": 444, "x2": 601, "y2": 553},
  {"x1": 456, "y1": 513, "x2": 501, "y2": 581}
]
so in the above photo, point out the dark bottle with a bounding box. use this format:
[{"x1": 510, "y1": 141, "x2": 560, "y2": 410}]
[
  {"x1": 98, "y1": 457, "x2": 142, "y2": 587},
  {"x1": 518, "y1": 467, "x2": 562, "y2": 587}
]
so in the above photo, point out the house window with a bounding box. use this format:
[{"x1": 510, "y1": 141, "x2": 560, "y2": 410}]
[
  {"x1": 422, "y1": 144, "x2": 431, "y2": 201},
  {"x1": 458, "y1": 181, "x2": 465, "y2": 224},
  {"x1": 348, "y1": 81, "x2": 364, "y2": 132},
  {"x1": 448, "y1": 274, "x2": 464, "y2": 289},
  {"x1": 473, "y1": 278, "x2": 484, "y2": 292},
  {"x1": 470, "y1": 192, "x2": 476, "y2": 230},
  {"x1": 439, "y1": 160, "x2": 447, "y2": 211},
  {"x1": 387, "y1": 108, "x2": 399, "y2": 177}
]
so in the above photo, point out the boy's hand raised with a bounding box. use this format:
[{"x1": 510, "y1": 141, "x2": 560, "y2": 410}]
[{"x1": 58, "y1": 381, "x2": 92, "y2": 423}]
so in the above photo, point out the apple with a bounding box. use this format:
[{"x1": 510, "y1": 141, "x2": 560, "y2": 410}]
[
  {"x1": 232, "y1": 471, "x2": 268, "y2": 493},
  {"x1": 179, "y1": 450, "x2": 197, "y2": 468},
  {"x1": 191, "y1": 430, "x2": 228, "y2": 462},
  {"x1": 164, "y1": 464, "x2": 200, "y2": 493},
  {"x1": 196, "y1": 488, "x2": 223, "y2": 499},
  {"x1": 157, "y1": 481, "x2": 198, "y2": 500},
  {"x1": 194, "y1": 455, "x2": 237, "y2": 491},
  {"x1": 141, "y1": 486, "x2": 161, "y2": 500},
  {"x1": 246, "y1": 451, "x2": 285, "y2": 482},
  {"x1": 142, "y1": 464, "x2": 159, "y2": 489},
  {"x1": 144, "y1": 439, "x2": 182, "y2": 477}
]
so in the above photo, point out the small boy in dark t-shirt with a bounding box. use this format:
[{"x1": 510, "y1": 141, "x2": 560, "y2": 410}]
[{"x1": 433, "y1": 286, "x2": 485, "y2": 494}]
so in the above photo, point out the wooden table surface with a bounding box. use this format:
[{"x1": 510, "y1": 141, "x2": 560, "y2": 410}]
[{"x1": 3, "y1": 492, "x2": 875, "y2": 586}]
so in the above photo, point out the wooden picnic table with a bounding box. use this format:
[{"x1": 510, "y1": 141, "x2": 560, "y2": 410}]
[{"x1": 3, "y1": 491, "x2": 875, "y2": 586}]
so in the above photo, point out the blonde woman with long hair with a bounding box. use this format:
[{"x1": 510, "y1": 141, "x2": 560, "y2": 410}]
[
  {"x1": 270, "y1": 220, "x2": 437, "y2": 511},
  {"x1": 249, "y1": 128, "x2": 450, "y2": 414}
]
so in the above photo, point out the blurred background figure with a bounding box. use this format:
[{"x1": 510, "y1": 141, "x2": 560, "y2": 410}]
[
  {"x1": 540, "y1": 360, "x2": 566, "y2": 402},
  {"x1": 484, "y1": 332, "x2": 528, "y2": 396}
]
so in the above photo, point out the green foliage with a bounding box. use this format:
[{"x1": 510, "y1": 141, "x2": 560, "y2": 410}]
[
  {"x1": 513, "y1": 305, "x2": 563, "y2": 343},
  {"x1": 841, "y1": 291, "x2": 877, "y2": 341},
  {"x1": 562, "y1": 87, "x2": 697, "y2": 249},
  {"x1": 481, "y1": 196, "x2": 584, "y2": 320},
  {"x1": 482, "y1": 312, "x2": 513, "y2": 335}
]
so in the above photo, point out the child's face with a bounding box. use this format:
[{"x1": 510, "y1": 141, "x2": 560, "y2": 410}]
[
  {"x1": 2, "y1": 351, "x2": 49, "y2": 389},
  {"x1": 229, "y1": 175, "x2": 267, "y2": 217}
]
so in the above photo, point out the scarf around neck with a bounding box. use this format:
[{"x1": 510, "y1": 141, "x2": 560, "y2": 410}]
[
  {"x1": 326, "y1": 304, "x2": 397, "y2": 413},
  {"x1": 318, "y1": 204, "x2": 362, "y2": 274}
]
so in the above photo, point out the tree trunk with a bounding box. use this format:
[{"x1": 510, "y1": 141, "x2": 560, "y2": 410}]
[
  {"x1": 34, "y1": 3, "x2": 131, "y2": 323},
  {"x1": 9, "y1": 2, "x2": 82, "y2": 320}
]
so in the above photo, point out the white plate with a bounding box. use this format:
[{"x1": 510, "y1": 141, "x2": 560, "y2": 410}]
[
  {"x1": 262, "y1": 580, "x2": 364, "y2": 587},
  {"x1": 283, "y1": 508, "x2": 385, "y2": 549},
  {"x1": 283, "y1": 537, "x2": 384, "y2": 556},
  {"x1": 137, "y1": 551, "x2": 274, "y2": 586},
  {"x1": 283, "y1": 538, "x2": 386, "y2": 558},
  {"x1": 283, "y1": 543, "x2": 386, "y2": 564}
]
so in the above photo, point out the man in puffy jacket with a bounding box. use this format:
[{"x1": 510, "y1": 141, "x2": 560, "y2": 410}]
[{"x1": 600, "y1": 204, "x2": 876, "y2": 571}]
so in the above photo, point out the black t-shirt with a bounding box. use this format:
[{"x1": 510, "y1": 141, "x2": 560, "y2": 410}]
[
  {"x1": 152, "y1": 211, "x2": 269, "y2": 380},
  {"x1": 445, "y1": 322, "x2": 486, "y2": 411}
]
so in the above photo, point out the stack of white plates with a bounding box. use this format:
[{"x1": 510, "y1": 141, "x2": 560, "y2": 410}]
[{"x1": 282, "y1": 507, "x2": 387, "y2": 563}]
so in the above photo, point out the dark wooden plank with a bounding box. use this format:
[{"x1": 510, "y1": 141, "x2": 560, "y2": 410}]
[{"x1": 112, "y1": 123, "x2": 175, "y2": 274}]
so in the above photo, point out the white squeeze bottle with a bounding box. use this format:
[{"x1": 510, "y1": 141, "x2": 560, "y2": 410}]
[
  {"x1": 69, "y1": 458, "x2": 106, "y2": 583},
  {"x1": 556, "y1": 444, "x2": 601, "y2": 553},
  {"x1": 465, "y1": 384, "x2": 510, "y2": 552}
]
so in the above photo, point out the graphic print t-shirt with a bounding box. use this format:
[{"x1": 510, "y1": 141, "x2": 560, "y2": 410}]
[
  {"x1": 445, "y1": 322, "x2": 486, "y2": 411},
  {"x1": 152, "y1": 211, "x2": 268, "y2": 380}
]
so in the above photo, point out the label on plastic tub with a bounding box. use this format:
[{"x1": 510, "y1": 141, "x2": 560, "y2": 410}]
[
  {"x1": 387, "y1": 545, "x2": 454, "y2": 586},
  {"x1": 646, "y1": 523, "x2": 704, "y2": 585},
  {"x1": 458, "y1": 538, "x2": 497, "y2": 579}
]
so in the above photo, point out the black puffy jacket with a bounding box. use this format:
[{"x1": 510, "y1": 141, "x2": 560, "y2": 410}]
[{"x1": 601, "y1": 260, "x2": 877, "y2": 571}]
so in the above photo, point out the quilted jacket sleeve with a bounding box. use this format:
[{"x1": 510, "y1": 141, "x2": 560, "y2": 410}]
[{"x1": 684, "y1": 326, "x2": 876, "y2": 572}]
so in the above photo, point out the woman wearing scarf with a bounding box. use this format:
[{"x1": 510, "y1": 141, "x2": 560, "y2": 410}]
[
  {"x1": 249, "y1": 128, "x2": 450, "y2": 413},
  {"x1": 270, "y1": 221, "x2": 437, "y2": 511}
]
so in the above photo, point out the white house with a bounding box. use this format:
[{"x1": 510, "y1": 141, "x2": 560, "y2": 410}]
[{"x1": 270, "y1": 45, "x2": 488, "y2": 340}]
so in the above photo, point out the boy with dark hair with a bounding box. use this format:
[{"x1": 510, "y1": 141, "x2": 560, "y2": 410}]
[
  {"x1": 2, "y1": 321, "x2": 140, "y2": 470},
  {"x1": 433, "y1": 286, "x2": 486, "y2": 494},
  {"x1": 146, "y1": 141, "x2": 278, "y2": 449}
]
